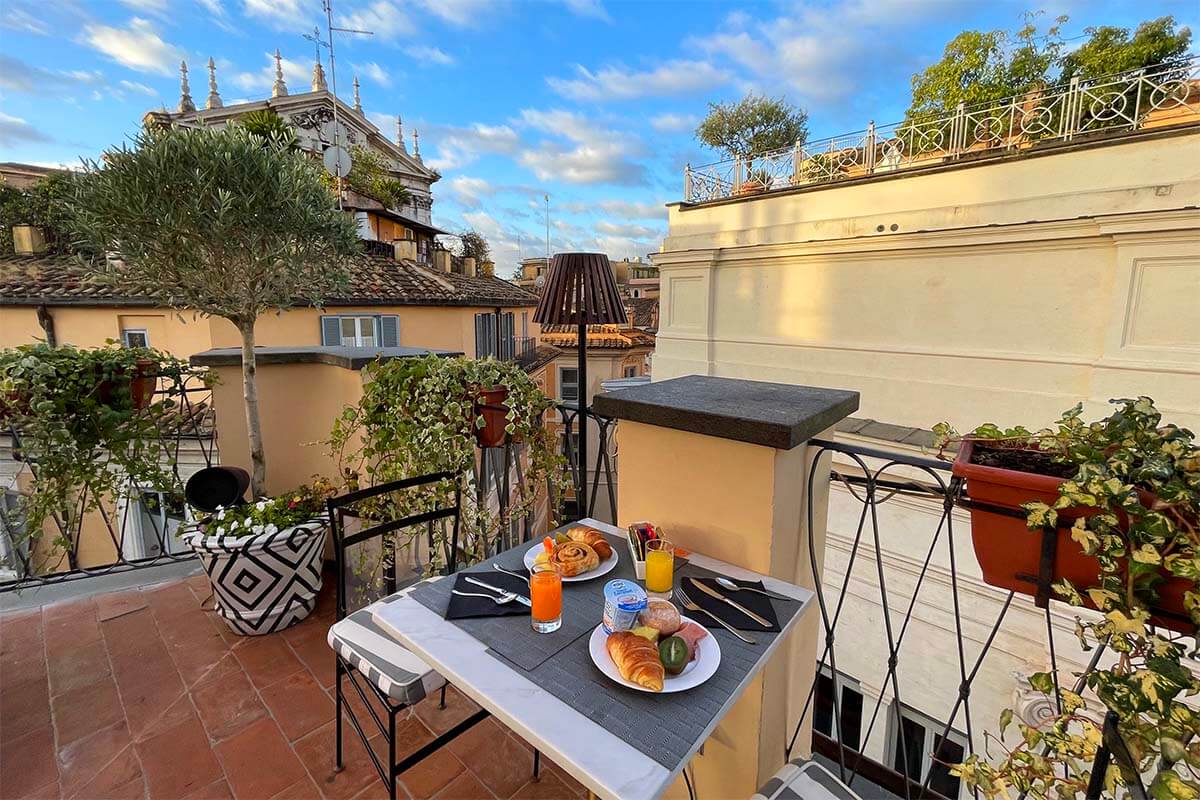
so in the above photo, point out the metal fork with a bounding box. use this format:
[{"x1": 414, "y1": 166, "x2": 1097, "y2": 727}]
[
  {"x1": 676, "y1": 585, "x2": 756, "y2": 645},
  {"x1": 490, "y1": 562, "x2": 530, "y2": 584},
  {"x1": 452, "y1": 589, "x2": 518, "y2": 605}
]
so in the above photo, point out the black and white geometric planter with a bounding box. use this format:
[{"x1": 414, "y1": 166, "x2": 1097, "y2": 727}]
[{"x1": 183, "y1": 519, "x2": 327, "y2": 636}]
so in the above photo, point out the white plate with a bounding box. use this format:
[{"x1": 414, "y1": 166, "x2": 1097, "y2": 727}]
[
  {"x1": 523, "y1": 542, "x2": 618, "y2": 583},
  {"x1": 588, "y1": 616, "x2": 721, "y2": 694}
]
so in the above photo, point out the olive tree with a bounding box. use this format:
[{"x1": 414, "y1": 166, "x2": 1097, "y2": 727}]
[
  {"x1": 695, "y1": 93, "x2": 808, "y2": 158},
  {"x1": 457, "y1": 229, "x2": 490, "y2": 263},
  {"x1": 69, "y1": 125, "x2": 360, "y2": 496}
]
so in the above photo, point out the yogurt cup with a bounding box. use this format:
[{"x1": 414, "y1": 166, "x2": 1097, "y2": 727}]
[{"x1": 602, "y1": 579, "x2": 648, "y2": 634}]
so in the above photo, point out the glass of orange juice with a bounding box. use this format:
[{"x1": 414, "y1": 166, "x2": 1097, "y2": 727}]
[
  {"x1": 530, "y1": 563, "x2": 562, "y2": 633},
  {"x1": 644, "y1": 539, "x2": 674, "y2": 599}
]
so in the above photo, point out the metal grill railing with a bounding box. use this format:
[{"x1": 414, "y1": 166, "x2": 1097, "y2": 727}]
[
  {"x1": 555, "y1": 403, "x2": 617, "y2": 524},
  {"x1": 685, "y1": 56, "x2": 1199, "y2": 203}
]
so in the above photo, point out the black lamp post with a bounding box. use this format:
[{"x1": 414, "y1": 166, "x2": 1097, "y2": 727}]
[{"x1": 533, "y1": 253, "x2": 627, "y2": 519}]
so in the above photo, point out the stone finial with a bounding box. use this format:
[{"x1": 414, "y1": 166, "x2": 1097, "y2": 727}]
[
  {"x1": 311, "y1": 58, "x2": 327, "y2": 92},
  {"x1": 205, "y1": 57, "x2": 222, "y2": 109},
  {"x1": 178, "y1": 60, "x2": 196, "y2": 112},
  {"x1": 396, "y1": 115, "x2": 407, "y2": 152},
  {"x1": 352, "y1": 76, "x2": 362, "y2": 113},
  {"x1": 412, "y1": 128, "x2": 421, "y2": 161},
  {"x1": 271, "y1": 49, "x2": 288, "y2": 97}
]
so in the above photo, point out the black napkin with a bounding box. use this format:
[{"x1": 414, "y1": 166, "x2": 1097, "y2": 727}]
[
  {"x1": 677, "y1": 572, "x2": 783, "y2": 632},
  {"x1": 444, "y1": 570, "x2": 531, "y2": 620}
]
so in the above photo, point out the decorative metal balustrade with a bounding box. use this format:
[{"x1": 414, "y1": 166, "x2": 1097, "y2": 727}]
[
  {"x1": 556, "y1": 402, "x2": 618, "y2": 524},
  {"x1": 684, "y1": 56, "x2": 1199, "y2": 204},
  {"x1": 0, "y1": 369, "x2": 215, "y2": 591},
  {"x1": 792, "y1": 438, "x2": 1154, "y2": 800}
]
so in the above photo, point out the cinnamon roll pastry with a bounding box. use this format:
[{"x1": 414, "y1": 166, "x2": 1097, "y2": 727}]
[
  {"x1": 566, "y1": 525, "x2": 613, "y2": 560},
  {"x1": 551, "y1": 541, "x2": 599, "y2": 576}
]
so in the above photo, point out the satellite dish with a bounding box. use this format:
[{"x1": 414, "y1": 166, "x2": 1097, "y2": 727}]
[
  {"x1": 323, "y1": 146, "x2": 352, "y2": 178},
  {"x1": 534, "y1": 274, "x2": 545, "y2": 289}
]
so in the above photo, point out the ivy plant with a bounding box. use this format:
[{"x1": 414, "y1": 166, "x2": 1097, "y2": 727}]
[
  {"x1": 934, "y1": 398, "x2": 1200, "y2": 798},
  {"x1": 328, "y1": 354, "x2": 566, "y2": 584},
  {"x1": 0, "y1": 343, "x2": 194, "y2": 574}
]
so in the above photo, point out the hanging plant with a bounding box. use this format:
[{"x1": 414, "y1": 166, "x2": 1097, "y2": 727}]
[
  {"x1": 328, "y1": 354, "x2": 567, "y2": 584},
  {"x1": 934, "y1": 398, "x2": 1200, "y2": 798},
  {"x1": 0, "y1": 343, "x2": 193, "y2": 572}
]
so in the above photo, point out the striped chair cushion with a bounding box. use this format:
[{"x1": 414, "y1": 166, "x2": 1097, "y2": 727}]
[
  {"x1": 752, "y1": 759, "x2": 863, "y2": 800},
  {"x1": 327, "y1": 584, "x2": 446, "y2": 705}
]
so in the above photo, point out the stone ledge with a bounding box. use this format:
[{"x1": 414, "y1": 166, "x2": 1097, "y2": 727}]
[
  {"x1": 190, "y1": 345, "x2": 461, "y2": 370},
  {"x1": 592, "y1": 375, "x2": 859, "y2": 450}
]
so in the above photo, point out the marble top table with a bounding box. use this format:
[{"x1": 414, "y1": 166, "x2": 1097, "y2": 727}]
[{"x1": 372, "y1": 518, "x2": 815, "y2": 800}]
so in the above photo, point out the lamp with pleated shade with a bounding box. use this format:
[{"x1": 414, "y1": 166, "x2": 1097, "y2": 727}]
[{"x1": 533, "y1": 253, "x2": 627, "y2": 518}]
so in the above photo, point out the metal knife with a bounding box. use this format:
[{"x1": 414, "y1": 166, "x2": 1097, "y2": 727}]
[
  {"x1": 687, "y1": 578, "x2": 772, "y2": 627},
  {"x1": 465, "y1": 576, "x2": 532, "y2": 607}
]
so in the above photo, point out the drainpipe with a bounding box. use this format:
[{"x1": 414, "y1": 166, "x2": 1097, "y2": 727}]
[{"x1": 36, "y1": 305, "x2": 57, "y2": 347}]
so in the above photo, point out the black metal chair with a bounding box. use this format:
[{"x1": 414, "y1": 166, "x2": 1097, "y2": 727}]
[{"x1": 325, "y1": 470, "x2": 487, "y2": 800}]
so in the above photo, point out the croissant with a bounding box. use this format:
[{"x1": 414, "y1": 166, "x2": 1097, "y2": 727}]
[
  {"x1": 567, "y1": 526, "x2": 613, "y2": 560},
  {"x1": 551, "y1": 541, "x2": 599, "y2": 576},
  {"x1": 606, "y1": 631, "x2": 664, "y2": 692}
]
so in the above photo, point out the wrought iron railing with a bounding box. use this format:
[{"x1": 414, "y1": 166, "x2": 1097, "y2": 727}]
[
  {"x1": 685, "y1": 56, "x2": 1199, "y2": 203},
  {"x1": 0, "y1": 369, "x2": 215, "y2": 591},
  {"x1": 792, "y1": 438, "x2": 1152, "y2": 799},
  {"x1": 555, "y1": 402, "x2": 617, "y2": 524}
]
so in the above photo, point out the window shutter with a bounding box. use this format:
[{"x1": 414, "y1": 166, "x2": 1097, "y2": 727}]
[
  {"x1": 501, "y1": 312, "x2": 514, "y2": 359},
  {"x1": 474, "y1": 313, "x2": 487, "y2": 358},
  {"x1": 320, "y1": 316, "x2": 341, "y2": 346},
  {"x1": 379, "y1": 316, "x2": 400, "y2": 348}
]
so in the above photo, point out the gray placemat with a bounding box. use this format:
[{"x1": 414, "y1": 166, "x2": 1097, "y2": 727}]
[
  {"x1": 410, "y1": 525, "x2": 804, "y2": 771},
  {"x1": 409, "y1": 525, "x2": 635, "y2": 671}
]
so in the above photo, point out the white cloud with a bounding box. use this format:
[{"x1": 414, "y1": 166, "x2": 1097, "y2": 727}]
[
  {"x1": 445, "y1": 176, "x2": 494, "y2": 208},
  {"x1": 595, "y1": 220, "x2": 660, "y2": 239},
  {"x1": 0, "y1": 55, "x2": 103, "y2": 93},
  {"x1": 413, "y1": 0, "x2": 491, "y2": 27},
  {"x1": 231, "y1": 51, "x2": 310, "y2": 94},
  {"x1": 649, "y1": 112, "x2": 697, "y2": 133},
  {"x1": 121, "y1": 0, "x2": 167, "y2": 13},
  {"x1": 547, "y1": 60, "x2": 729, "y2": 102},
  {"x1": 596, "y1": 200, "x2": 665, "y2": 220},
  {"x1": 355, "y1": 61, "x2": 392, "y2": 87},
  {"x1": 0, "y1": 112, "x2": 50, "y2": 145},
  {"x1": 563, "y1": 0, "x2": 610, "y2": 21},
  {"x1": 338, "y1": 0, "x2": 415, "y2": 39},
  {"x1": 518, "y1": 109, "x2": 646, "y2": 186},
  {"x1": 2, "y1": 7, "x2": 49, "y2": 35},
  {"x1": 244, "y1": 0, "x2": 315, "y2": 28},
  {"x1": 425, "y1": 122, "x2": 520, "y2": 171},
  {"x1": 83, "y1": 18, "x2": 183, "y2": 76},
  {"x1": 120, "y1": 79, "x2": 159, "y2": 96},
  {"x1": 405, "y1": 45, "x2": 454, "y2": 66}
]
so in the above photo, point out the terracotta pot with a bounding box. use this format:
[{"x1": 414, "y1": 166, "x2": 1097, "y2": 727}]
[
  {"x1": 472, "y1": 385, "x2": 510, "y2": 448},
  {"x1": 953, "y1": 440, "x2": 1193, "y2": 632},
  {"x1": 736, "y1": 179, "x2": 768, "y2": 196},
  {"x1": 95, "y1": 359, "x2": 158, "y2": 410}
]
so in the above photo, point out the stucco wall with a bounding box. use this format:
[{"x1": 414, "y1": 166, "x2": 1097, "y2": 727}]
[
  {"x1": 653, "y1": 130, "x2": 1200, "y2": 432},
  {"x1": 0, "y1": 305, "x2": 213, "y2": 355}
]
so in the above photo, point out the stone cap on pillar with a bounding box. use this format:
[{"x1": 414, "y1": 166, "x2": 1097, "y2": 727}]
[
  {"x1": 190, "y1": 345, "x2": 462, "y2": 371},
  {"x1": 592, "y1": 375, "x2": 859, "y2": 450}
]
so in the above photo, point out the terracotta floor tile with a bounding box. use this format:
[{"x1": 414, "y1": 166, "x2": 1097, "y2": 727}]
[
  {"x1": 267, "y1": 777, "x2": 324, "y2": 800},
  {"x1": 43, "y1": 601, "x2": 100, "y2": 655},
  {"x1": 536, "y1": 760, "x2": 587, "y2": 798},
  {"x1": 64, "y1": 745, "x2": 144, "y2": 800},
  {"x1": 509, "y1": 772, "x2": 576, "y2": 800},
  {"x1": 191, "y1": 666, "x2": 269, "y2": 742},
  {"x1": 103, "y1": 608, "x2": 174, "y2": 675},
  {"x1": 163, "y1": 613, "x2": 234, "y2": 687},
  {"x1": 181, "y1": 779, "x2": 236, "y2": 800},
  {"x1": 398, "y1": 747, "x2": 466, "y2": 800},
  {"x1": 46, "y1": 639, "x2": 111, "y2": 697},
  {"x1": 8, "y1": 779, "x2": 61, "y2": 800},
  {"x1": 0, "y1": 607, "x2": 43, "y2": 659},
  {"x1": 447, "y1": 719, "x2": 535, "y2": 800},
  {"x1": 0, "y1": 674, "x2": 51, "y2": 743},
  {"x1": 412, "y1": 686, "x2": 480, "y2": 736},
  {"x1": 144, "y1": 581, "x2": 204, "y2": 622},
  {"x1": 293, "y1": 721, "x2": 384, "y2": 800},
  {"x1": 113, "y1": 668, "x2": 187, "y2": 740},
  {"x1": 51, "y1": 675, "x2": 125, "y2": 746},
  {"x1": 56, "y1": 721, "x2": 132, "y2": 796},
  {"x1": 432, "y1": 770, "x2": 495, "y2": 800},
  {"x1": 214, "y1": 717, "x2": 306, "y2": 800},
  {"x1": 0, "y1": 727, "x2": 58, "y2": 799},
  {"x1": 260, "y1": 668, "x2": 334, "y2": 742},
  {"x1": 291, "y1": 634, "x2": 337, "y2": 688},
  {"x1": 95, "y1": 590, "x2": 149, "y2": 622},
  {"x1": 233, "y1": 635, "x2": 304, "y2": 689},
  {"x1": 136, "y1": 715, "x2": 224, "y2": 800}
]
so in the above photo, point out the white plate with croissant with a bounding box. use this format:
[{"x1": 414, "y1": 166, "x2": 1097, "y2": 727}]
[
  {"x1": 588, "y1": 617, "x2": 721, "y2": 694},
  {"x1": 523, "y1": 525, "x2": 619, "y2": 582}
]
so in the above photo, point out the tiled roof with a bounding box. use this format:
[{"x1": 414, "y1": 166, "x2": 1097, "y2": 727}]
[
  {"x1": 539, "y1": 324, "x2": 656, "y2": 350},
  {"x1": 514, "y1": 344, "x2": 562, "y2": 374},
  {"x1": 625, "y1": 297, "x2": 658, "y2": 332},
  {"x1": 0, "y1": 251, "x2": 538, "y2": 309}
]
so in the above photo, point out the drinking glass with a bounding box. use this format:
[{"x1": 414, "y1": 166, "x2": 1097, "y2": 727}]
[
  {"x1": 644, "y1": 539, "x2": 674, "y2": 600},
  {"x1": 530, "y1": 563, "x2": 562, "y2": 633}
]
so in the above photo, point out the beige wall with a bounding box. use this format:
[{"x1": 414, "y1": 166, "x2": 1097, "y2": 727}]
[
  {"x1": 0, "y1": 305, "x2": 213, "y2": 355},
  {"x1": 654, "y1": 131, "x2": 1200, "y2": 432}
]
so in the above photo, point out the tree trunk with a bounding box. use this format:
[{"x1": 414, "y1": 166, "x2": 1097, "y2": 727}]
[{"x1": 238, "y1": 318, "x2": 267, "y2": 498}]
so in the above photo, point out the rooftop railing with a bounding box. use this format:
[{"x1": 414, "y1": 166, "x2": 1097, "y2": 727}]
[{"x1": 683, "y1": 55, "x2": 1200, "y2": 204}]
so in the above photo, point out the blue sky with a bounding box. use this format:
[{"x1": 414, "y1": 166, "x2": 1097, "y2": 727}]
[{"x1": 0, "y1": 0, "x2": 1194, "y2": 274}]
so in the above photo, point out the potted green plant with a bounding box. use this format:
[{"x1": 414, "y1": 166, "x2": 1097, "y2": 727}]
[
  {"x1": 0, "y1": 343, "x2": 189, "y2": 574},
  {"x1": 945, "y1": 399, "x2": 1200, "y2": 800},
  {"x1": 182, "y1": 478, "x2": 334, "y2": 635},
  {"x1": 328, "y1": 354, "x2": 566, "y2": 577},
  {"x1": 739, "y1": 166, "x2": 774, "y2": 195}
]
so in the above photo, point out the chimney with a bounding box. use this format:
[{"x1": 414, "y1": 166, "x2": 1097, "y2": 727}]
[
  {"x1": 434, "y1": 249, "x2": 452, "y2": 273},
  {"x1": 393, "y1": 240, "x2": 417, "y2": 261},
  {"x1": 462, "y1": 256, "x2": 477, "y2": 277},
  {"x1": 480, "y1": 260, "x2": 495, "y2": 277},
  {"x1": 12, "y1": 225, "x2": 48, "y2": 255}
]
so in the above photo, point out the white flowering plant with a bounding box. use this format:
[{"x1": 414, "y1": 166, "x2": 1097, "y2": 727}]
[{"x1": 201, "y1": 478, "x2": 334, "y2": 538}]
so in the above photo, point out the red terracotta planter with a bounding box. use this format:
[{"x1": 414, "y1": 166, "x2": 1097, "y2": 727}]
[
  {"x1": 953, "y1": 440, "x2": 1193, "y2": 633},
  {"x1": 95, "y1": 359, "x2": 158, "y2": 410},
  {"x1": 472, "y1": 385, "x2": 510, "y2": 448}
]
